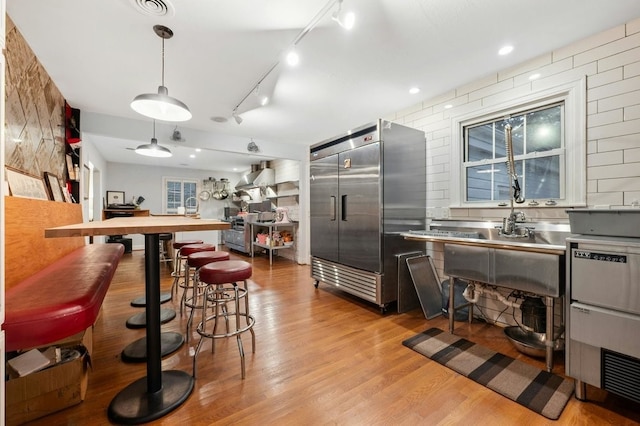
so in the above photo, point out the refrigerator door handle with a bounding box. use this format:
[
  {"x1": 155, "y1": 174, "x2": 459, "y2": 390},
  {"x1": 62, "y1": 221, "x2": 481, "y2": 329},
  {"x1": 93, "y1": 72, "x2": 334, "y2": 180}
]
[
  {"x1": 330, "y1": 196, "x2": 336, "y2": 221},
  {"x1": 341, "y1": 194, "x2": 348, "y2": 221}
]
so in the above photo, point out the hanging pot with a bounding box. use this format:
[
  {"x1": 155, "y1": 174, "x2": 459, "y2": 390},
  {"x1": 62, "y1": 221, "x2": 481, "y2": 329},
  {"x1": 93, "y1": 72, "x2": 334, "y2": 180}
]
[{"x1": 198, "y1": 190, "x2": 211, "y2": 201}]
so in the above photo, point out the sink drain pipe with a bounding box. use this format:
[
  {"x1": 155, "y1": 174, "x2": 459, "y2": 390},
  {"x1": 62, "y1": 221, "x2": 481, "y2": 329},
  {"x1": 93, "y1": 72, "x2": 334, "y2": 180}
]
[{"x1": 462, "y1": 282, "x2": 522, "y2": 309}]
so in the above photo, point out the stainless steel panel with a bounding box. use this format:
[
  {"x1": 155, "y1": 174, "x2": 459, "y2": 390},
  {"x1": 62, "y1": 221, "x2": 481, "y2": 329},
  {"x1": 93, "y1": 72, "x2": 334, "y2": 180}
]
[
  {"x1": 396, "y1": 251, "x2": 423, "y2": 313},
  {"x1": 381, "y1": 120, "x2": 427, "y2": 230},
  {"x1": 311, "y1": 257, "x2": 380, "y2": 304},
  {"x1": 310, "y1": 154, "x2": 339, "y2": 263},
  {"x1": 566, "y1": 339, "x2": 602, "y2": 387},
  {"x1": 444, "y1": 244, "x2": 491, "y2": 283},
  {"x1": 494, "y1": 249, "x2": 562, "y2": 297},
  {"x1": 569, "y1": 302, "x2": 640, "y2": 359},
  {"x1": 571, "y1": 247, "x2": 640, "y2": 315},
  {"x1": 444, "y1": 243, "x2": 563, "y2": 297},
  {"x1": 338, "y1": 142, "x2": 381, "y2": 272},
  {"x1": 310, "y1": 122, "x2": 379, "y2": 160}
]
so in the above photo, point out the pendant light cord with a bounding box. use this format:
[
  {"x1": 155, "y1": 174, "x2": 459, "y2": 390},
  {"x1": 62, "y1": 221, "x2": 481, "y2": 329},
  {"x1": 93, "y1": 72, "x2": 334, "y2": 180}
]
[{"x1": 161, "y1": 37, "x2": 165, "y2": 87}]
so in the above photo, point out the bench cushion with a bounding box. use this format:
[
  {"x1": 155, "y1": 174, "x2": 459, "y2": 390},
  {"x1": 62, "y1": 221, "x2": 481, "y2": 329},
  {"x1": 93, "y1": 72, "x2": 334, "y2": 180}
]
[{"x1": 2, "y1": 244, "x2": 124, "y2": 352}]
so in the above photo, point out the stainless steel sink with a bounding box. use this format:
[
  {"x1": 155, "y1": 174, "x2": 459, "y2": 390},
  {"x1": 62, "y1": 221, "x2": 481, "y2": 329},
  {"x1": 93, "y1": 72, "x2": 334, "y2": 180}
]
[{"x1": 403, "y1": 219, "x2": 571, "y2": 296}]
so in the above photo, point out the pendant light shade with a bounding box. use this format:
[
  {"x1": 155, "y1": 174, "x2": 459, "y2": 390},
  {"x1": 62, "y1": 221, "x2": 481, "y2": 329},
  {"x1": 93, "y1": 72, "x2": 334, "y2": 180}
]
[
  {"x1": 136, "y1": 121, "x2": 172, "y2": 157},
  {"x1": 131, "y1": 25, "x2": 192, "y2": 122}
]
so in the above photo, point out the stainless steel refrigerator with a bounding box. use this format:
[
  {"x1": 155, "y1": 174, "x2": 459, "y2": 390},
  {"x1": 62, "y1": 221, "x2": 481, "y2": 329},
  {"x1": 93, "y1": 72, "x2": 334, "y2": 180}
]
[{"x1": 310, "y1": 119, "x2": 426, "y2": 312}]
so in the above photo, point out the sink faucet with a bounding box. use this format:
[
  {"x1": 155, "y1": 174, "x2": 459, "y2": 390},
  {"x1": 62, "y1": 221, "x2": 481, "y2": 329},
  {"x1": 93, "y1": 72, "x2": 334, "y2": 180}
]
[{"x1": 500, "y1": 123, "x2": 531, "y2": 238}]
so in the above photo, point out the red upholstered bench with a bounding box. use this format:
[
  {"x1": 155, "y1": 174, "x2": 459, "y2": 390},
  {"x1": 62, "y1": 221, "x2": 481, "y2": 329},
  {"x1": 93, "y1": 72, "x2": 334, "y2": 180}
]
[{"x1": 2, "y1": 243, "x2": 125, "y2": 352}]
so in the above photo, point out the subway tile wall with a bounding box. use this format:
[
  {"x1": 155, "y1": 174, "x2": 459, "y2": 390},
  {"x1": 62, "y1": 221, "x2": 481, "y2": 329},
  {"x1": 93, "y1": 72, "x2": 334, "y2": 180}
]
[{"x1": 388, "y1": 17, "x2": 640, "y2": 327}]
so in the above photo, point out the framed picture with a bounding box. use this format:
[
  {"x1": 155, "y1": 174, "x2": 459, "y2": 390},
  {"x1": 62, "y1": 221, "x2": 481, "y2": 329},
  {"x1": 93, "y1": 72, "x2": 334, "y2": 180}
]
[
  {"x1": 44, "y1": 172, "x2": 65, "y2": 202},
  {"x1": 5, "y1": 167, "x2": 50, "y2": 200},
  {"x1": 106, "y1": 190, "x2": 125, "y2": 206}
]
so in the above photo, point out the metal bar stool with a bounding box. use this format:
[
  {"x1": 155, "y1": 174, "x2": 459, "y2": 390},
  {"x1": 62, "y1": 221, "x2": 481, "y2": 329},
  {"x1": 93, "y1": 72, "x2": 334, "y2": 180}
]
[
  {"x1": 170, "y1": 239, "x2": 204, "y2": 299},
  {"x1": 177, "y1": 243, "x2": 216, "y2": 316},
  {"x1": 193, "y1": 260, "x2": 255, "y2": 379},
  {"x1": 184, "y1": 251, "x2": 230, "y2": 342}
]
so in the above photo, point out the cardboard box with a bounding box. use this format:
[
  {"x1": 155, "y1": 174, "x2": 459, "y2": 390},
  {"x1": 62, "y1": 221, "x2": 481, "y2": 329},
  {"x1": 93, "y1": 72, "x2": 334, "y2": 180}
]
[{"x1": 5, "y1": 328, "x2": 92, "y2": 426}]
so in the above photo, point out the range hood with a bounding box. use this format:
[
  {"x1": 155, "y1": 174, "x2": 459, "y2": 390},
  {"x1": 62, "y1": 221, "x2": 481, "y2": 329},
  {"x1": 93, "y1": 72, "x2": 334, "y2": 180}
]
[{"x1": 235, "y1": 161, "x2": 275, "y2": 190}]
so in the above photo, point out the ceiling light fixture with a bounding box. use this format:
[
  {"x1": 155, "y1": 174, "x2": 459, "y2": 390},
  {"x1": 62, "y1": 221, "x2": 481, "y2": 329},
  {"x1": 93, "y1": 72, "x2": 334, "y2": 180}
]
[
  {"x1": 286, "y1": 48, "x2": 300, "y2": 66},
  {"x1": 135, "y1": 120, "x2": 172, "y2": 157},
  {"x1": 498, "y1": 45, "x2": 514, "y2": 56},
  {"x1": 332, "y1": 0, "x2": 355, "y2": 30},
  {"x1": 131, "y1": 25, "x2": 192, "y2": 122},
  {"x1": 409, "y1": 87, "x2": 420, "y2": 95}
]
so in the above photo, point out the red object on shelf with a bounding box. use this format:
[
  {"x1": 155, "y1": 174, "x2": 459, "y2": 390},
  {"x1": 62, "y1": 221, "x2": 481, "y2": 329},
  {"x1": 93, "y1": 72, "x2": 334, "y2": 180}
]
[{"x1": 65, "y1": 100, "x2": 81, "y2": 146}]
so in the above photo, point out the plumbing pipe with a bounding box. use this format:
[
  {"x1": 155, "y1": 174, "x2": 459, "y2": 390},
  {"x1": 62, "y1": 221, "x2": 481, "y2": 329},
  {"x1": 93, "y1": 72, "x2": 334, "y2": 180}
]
[{"x1": 462, "y1": 282, "x2": 521, "y2": 309}]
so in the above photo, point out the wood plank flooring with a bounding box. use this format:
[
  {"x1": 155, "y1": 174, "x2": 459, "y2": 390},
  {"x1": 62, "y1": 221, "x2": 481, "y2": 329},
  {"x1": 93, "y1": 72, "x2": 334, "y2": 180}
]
[{"x1": 25, "y1": 248, "x2": 640, "y2": 425}]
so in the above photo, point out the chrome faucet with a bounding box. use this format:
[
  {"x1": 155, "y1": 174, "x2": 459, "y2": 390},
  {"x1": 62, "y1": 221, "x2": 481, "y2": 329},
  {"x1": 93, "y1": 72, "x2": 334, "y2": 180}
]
[
  {"x1": 499, "y1": 123, "x2": 532, "y2": 238},
  {"x1": 501, "y1": 210, "x2": 533, "y2": 237}
]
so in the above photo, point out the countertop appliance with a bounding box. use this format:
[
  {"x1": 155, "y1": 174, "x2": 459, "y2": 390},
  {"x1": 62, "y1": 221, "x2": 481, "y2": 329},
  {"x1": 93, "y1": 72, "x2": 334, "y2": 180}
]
[
  {"x1": 309, "y1": 119, "x2": 426, "y2": 312},
  {"x1": 566, "y1": 210, "x2": 640, "y2": 404}
]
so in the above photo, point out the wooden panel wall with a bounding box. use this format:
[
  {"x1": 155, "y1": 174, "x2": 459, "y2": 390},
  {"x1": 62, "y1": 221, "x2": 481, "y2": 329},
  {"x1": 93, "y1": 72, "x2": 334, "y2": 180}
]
[{"x1": 4, "y1": 197, "x2": 84, "y2": 290}]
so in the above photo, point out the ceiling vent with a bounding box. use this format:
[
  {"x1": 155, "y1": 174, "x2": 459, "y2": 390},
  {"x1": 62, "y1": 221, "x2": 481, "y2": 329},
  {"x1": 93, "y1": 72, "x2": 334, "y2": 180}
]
[{"x1": 129, "y1": 0, "x2": 174, "y2": 17}]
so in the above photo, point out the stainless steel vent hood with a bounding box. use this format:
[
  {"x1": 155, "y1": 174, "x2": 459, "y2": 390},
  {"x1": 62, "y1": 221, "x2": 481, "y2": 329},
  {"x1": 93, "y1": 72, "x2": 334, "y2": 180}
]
[{"x1": 235, "y1": 161, "x2": 275, "y2": 190}]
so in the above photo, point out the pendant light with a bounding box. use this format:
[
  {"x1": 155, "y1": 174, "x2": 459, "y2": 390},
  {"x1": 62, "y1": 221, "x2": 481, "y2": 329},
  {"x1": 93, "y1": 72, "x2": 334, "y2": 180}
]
[
  {"x1": 131, "y1": 25, "x2": 192, "y2": 122},
  {"x1": 136, "y1": 120, "x2": 172, "y2": 157}
]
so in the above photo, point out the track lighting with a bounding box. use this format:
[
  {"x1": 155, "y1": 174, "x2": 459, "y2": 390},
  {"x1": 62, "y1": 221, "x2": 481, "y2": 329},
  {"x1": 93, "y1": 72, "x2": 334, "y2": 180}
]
[
  {"x1": 131, "y1": 25, "x2": 192, "y2": 122},
  {"x1": 135, "y1": 120, "x2": 172, "y2": 157},
  {"x1": 232, "y1": 109, "x2": 243, "y2": 125},
  {"x1": 332, "y1": 0, "x2": 355, "y2": 30},
  {"x1": 231, "y1": 0, "x2": 356, "y2": 121}
]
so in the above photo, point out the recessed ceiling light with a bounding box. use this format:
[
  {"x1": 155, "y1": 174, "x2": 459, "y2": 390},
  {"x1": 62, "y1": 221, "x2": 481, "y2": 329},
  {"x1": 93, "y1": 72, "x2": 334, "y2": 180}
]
[
  {"x1": 529, "y1": 73, "x2": 541, "y2": 80},
  {"x1": 498, "y1": 45, "x2": 514, "y2": 56},
  {"x1": 409, "y1": 87, "x2": 420, "y2": 95},
  {"x1": 211, "y1": 116, "x2": 228, "y2": 123},
  {"x1": 444, "y1": 104, "x2": 453, "y2": 109},
  {"x1": 189, "y1": 154, "x2": 195, "y2": 158},
  {"x1": 286, "y1": 49, "x2": 300, "y2": 67},
  {"x1": 195, "y1": 148, "x2": 201, "y2": 152}
]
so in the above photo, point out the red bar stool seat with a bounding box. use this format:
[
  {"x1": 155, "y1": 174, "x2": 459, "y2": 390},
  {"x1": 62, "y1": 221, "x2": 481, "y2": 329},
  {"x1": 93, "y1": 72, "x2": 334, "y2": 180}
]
[{"x1": 193, "y1": 260, "x2": 255, "y2": 379}]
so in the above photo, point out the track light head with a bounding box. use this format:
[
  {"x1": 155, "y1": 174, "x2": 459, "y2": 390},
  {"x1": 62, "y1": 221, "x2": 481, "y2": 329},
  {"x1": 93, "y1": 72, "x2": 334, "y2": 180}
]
[{"x1": 332, "y1": 0, "x2": 355, "y2": 30}]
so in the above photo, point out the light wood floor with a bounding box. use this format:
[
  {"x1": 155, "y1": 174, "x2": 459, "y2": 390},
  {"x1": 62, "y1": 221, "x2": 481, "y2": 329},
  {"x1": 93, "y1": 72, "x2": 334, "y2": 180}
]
[{"x1": 26, "y1": 248, "x2": 640, "y2": 425}]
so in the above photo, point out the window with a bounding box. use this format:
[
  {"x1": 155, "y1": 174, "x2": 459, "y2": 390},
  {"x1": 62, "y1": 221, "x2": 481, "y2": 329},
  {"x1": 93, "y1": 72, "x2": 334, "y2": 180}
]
[
  {"x1": 464, "y1": 103, "x2": 563, "y2": 203},
  {"x1": 163, "y1": 177, "x2": 198, "y2": 214},
  {"x1": 450, "y1": 78, "x2": 586, "y2": 208}
]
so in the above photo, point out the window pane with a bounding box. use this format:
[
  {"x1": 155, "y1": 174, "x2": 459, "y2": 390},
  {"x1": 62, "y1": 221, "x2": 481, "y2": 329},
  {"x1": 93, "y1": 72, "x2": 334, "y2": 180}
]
[
  {"x1": 184, "y1": 182, "x2": 197, "y2": 212},
  {"x1": 467, "y1": 124, "x2": 493, "y2": 161},
  {"x1": 497, "y1": 116, "x2": 524, "y2": 157},
  {"x1": 524, "y1": 156, "x2": 560, "y2": 199},
  {"x1": 466, "y1": 165, "x2": 494, "y2": 201},
  {"x1": 526, "y1": 105, "x2": 561, "y2": 153},
  {"x1": 494, "y1": 160, "x2": 523, "y2": 201},
  {"x1": 167, "y1": 181, "x2": 181, "y2": 210}
]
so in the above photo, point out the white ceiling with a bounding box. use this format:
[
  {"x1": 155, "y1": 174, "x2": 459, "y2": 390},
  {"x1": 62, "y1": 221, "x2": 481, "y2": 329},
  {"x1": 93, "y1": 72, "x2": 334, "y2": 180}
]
[{"x1": 7, "y1": 0, "x2": 640, "y2": 172}]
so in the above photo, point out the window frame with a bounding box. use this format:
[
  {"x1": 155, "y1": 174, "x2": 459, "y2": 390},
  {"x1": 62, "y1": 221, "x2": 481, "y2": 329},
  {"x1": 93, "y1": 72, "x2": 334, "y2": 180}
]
[
  {"x1": 162, "y1": 176, "x2": 199, "y2": 214},
  {"x1": 463, "y1": 102, "x2": 565, "y2": 203},
  {"x1": 450, "y1": 77, "x2": 586, "y2": 208}
]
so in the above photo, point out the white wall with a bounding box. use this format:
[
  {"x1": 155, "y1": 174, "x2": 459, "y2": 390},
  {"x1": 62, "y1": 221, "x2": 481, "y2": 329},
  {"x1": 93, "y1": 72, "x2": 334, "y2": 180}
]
[
  {"x1": 386, "y1": 17, "x2": 640, "y2": 327},
  {"x1": 389, "y1": 17, "x2": 640, "y2": 220},
  {"x1": 105, "y1": 162, "x2": 242, "y2": 249}
]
